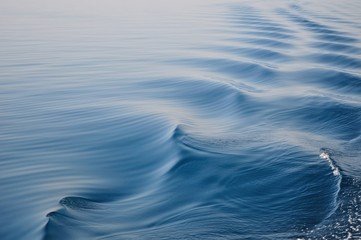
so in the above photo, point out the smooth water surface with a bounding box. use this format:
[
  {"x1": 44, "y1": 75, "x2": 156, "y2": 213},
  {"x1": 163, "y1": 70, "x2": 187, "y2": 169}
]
[{"x1": 1, "y1": 0, "x2": 361, "y2": 239}]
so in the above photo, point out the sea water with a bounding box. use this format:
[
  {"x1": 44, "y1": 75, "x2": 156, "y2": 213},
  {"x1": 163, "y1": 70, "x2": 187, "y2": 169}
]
[{"x1": 1, "y1": 0, "x2": 360, "y2": 239}]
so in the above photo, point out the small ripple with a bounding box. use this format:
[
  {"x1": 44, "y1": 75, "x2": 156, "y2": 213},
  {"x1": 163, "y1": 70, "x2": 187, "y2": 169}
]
[
  {"x1": 59, "y1": 196, "x2": 104, "y2": 210},
  {"x1": 315, "y1": 33, "x2": 359, "y2": 44},
  {"x1": 285, "y1": 68, "x2": 361, "y2": 95},
  {"x1": 308, "y1": 41, "x2": 361, "y2": 54},
  {"x1": 286, "y1": 13, "x2": 342, "y2": 35},
  {"x1": 231, "y1": 23, "x2": 296, "y2": 34},
  {"x1": 219, "y1": 46, "x2": 292, "y2": 62},
  {"x1": 237, "y1": 30, "x2": 298, "y2": 40},
  {"x1": 303, "y1": 53, "x2": 361, "y2": 69},
  {"x1": 266, "y1": 96, "x2": 361, "y2": 141},
  {"x1": 171, "y1": 57, "x2": 279, "y2": 84},
  {"x1": 238, "y1": 37, "x2": 294, "y2": 49}
]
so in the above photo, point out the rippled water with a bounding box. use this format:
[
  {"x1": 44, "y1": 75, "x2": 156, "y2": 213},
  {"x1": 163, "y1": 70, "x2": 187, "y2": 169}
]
[{"x1": 1, "y1": 0, "x2": 361, "y2": 239}]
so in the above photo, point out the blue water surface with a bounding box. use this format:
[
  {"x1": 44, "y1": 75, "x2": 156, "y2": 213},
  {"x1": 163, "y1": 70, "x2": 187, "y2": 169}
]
[{"x1": 1, "y1": 0, "x2": 360, "y2": 239}]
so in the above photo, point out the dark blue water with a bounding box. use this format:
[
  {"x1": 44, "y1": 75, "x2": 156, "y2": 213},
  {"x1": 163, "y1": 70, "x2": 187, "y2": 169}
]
[{"x1": 1, "y1": 0, "x2": 361, "y2": 239}]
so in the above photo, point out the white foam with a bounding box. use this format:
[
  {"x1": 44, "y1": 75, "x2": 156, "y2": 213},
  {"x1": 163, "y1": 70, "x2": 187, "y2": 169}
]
[
  {"x1": 319, "y1": 150, "x2": 340, "y2": 176},
  {"x1": 319, "y1": 151, "x2": 329, "y2": 160}
]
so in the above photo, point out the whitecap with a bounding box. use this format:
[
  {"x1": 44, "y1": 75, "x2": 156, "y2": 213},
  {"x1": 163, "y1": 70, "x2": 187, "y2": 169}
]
[{"x1": 319, "y1": 150, "x2": 340, "y2": 176}]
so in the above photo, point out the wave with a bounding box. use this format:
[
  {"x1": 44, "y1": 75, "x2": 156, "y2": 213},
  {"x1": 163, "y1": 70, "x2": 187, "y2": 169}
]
[{"x1": 0, "y1": 0, "x2": 360, "y2": 239}]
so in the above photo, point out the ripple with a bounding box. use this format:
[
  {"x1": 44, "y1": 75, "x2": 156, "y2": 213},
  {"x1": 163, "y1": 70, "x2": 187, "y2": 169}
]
[
  {"x1": 237, "y1": 30, "x2": 298, "y2": 40},
  {"x1": 304, "y1": 53, "x2": 361, "y2": 69},
  {"x1": 238, "y1": 37, "x2": 294, "y2": 49},
  {"x1": 172, "y1": 57, "x2": 279, "y2": 85},
  {"x1": 308, "y1": 41, "x2": 361, "y2": 54},
  {"x1": 1, "y1": 0, "x2": 360, "y2": 239},
  {"x1": 315, "y1": 33, "x2": 359, "y2": 44},
  {"x1": 286, "y1": 68, "x2": 361, "y2": 95},
  {"x1": 267, "y1": 96, "x2": 361, "y2": 140},
  {"x1": 59, "y1": 196, "x2": 104, "y2": 210},
  {"x1": 280, "y1": 10, "x2": 343, "y2": 35}
]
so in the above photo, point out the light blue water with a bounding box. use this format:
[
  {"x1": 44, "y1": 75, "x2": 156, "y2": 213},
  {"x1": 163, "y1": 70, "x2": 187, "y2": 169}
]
[{"x1": 1, "y1": 0, "x2": 361, "y2": 239}]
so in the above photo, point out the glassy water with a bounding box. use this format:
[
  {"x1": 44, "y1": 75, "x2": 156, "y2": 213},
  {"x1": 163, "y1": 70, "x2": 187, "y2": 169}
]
[{"x1": 1, "y1": 0, "x2": 360, "y2": 239}]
